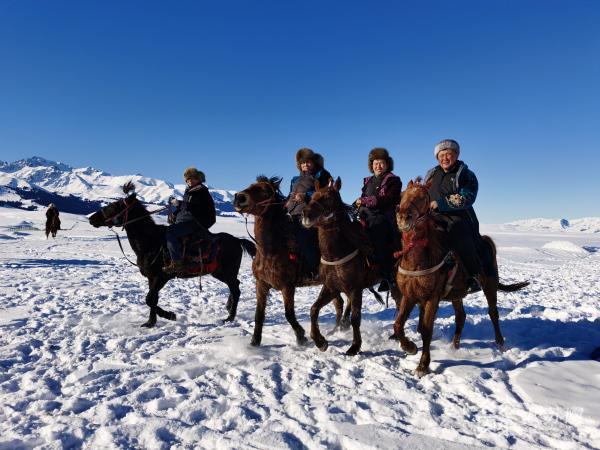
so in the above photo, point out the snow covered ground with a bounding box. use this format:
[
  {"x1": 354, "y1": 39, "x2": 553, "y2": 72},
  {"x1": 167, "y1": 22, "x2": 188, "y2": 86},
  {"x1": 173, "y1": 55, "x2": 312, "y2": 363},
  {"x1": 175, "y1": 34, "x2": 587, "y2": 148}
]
[{"x1": 1, "y1": 207, "x2": 599, "y2": 449}]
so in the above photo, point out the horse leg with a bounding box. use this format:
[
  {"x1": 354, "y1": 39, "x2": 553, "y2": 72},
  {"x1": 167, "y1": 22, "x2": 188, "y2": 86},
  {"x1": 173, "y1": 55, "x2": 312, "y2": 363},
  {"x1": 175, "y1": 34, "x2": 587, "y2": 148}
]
[
  {"x1": 483, "y1": 278, "x2": 505, "y2": 349},
  {"x1": 310, "y1": 286, "x2": 337, "y2": 351},
  {"x1": 141, "y1": 277, "x2": 171, "y2": 327},
  {"x1": 251, "y1": 279, "x2": 270, "y2": 346},
  {"x1": 390, "y1": 296, "x2": 418, "y2": 355},
  {"x1": 390, "y1": 283, "x2": 402, "y2": 314},
  {"x1": 451, "y1": 300, "x2": 466, "y2": 349},
  {"x1": 415, "y1": 299, "x2": 440, "y2": 377},
  {"x1": 342, "y1": 295, "x2": 352, "y2": 329},
  {"x1": 346, "y1": 289, "x2": 363, "y2": 356},
  {"x1": 212, "y1": 270, "x2": 241, "y2": 323},
  {"x1": 282, "y1": 286, "x2": 307, "y2": 346},
  {"x1": 328, "y1": 295, "x2": 343, "y2": 335}
]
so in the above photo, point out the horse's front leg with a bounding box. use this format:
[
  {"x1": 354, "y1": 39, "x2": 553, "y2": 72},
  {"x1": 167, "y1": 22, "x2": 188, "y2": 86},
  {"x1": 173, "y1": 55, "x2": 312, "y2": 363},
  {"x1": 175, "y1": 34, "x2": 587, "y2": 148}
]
[
  {"x1": 141, "y1": 277, "x2": 171, "y2": 328},
  {"x1": 250, "y1": 279, "x2": 270, "y2": 346},
  {"x1": 346, "y1": 289, "x2": 363, "y2": 356},
  {"x1": 310, "y1": 286, "x2": 337, "y2": 351},
  {"x1": 415, "y1": 298, "x2": 440, "y2": 377},
  {"x1": 281, "y1": 285, "x2": 307, "y2": 346},
  {"x1": 390, "y1": 293, "x2": 418, "y2": 355},
  {"x1": 223, "y1": 278, "x2": 241, "y2": 323}
]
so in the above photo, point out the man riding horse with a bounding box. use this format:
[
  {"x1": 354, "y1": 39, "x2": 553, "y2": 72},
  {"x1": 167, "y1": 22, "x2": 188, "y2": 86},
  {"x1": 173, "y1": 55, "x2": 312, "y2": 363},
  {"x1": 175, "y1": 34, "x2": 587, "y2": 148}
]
[
  {"x1": 45, "y1": 203, "x2": 61, "y2": 238},
  {"x1": 163, "y1": 167, "x2": 216, "y2": 274},
  {"x1": 426, "y1": 139, "x2": 491, "y2": 290},
  {"x1": 286, "y1": 148, "x2": 332, "y2": 279},
  {"x1": 355, "y1": 148, "x2": 402, "y2": 291}
]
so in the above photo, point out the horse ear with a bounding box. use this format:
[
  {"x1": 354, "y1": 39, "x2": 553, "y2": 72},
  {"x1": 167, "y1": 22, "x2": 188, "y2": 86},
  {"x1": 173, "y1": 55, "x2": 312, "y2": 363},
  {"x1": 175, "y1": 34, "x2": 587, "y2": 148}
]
[
  {"x1": 333, "y1": 177, "x2": 341, "y2": 191},
  {"x1": 123, "y1": 181, "x2": 135, "y2": 194},
  {"x1": 425, "y1": 177, "x2": 433, "y2": 189},
  {"x1": 315, "y1": 179, "x2": 321, "y2": 191},
  {"x1": 273, "y1": 177, "x2": 282, "y2": 189},
  {"x1": 407, "y1": 180, "x2": 414, "y2": 189}
]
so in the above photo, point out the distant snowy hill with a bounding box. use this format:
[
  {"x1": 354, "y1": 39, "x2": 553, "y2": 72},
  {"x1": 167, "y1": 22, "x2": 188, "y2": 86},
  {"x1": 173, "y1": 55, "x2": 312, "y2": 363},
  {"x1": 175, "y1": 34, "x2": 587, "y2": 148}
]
[
  {"x1": 0, "y1": 157, "x2": 237, "y2": 215},
  {"x1": 502, "y1": 217, "x2": 600, "y2": 233}
]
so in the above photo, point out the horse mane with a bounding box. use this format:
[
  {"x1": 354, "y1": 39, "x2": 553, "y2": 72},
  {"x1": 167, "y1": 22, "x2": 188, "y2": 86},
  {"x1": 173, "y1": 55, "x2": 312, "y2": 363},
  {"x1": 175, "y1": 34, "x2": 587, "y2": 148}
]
[{"x1": 256, "y1": 174, "x2": 286, "y2": 203}]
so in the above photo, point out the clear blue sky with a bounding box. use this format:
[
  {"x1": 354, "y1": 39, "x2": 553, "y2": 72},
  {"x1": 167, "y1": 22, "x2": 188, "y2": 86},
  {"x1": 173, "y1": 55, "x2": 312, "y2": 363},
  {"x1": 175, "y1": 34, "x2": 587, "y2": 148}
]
[{"x1": 1, "y1": 0, "x2": 598, "y2": 222}]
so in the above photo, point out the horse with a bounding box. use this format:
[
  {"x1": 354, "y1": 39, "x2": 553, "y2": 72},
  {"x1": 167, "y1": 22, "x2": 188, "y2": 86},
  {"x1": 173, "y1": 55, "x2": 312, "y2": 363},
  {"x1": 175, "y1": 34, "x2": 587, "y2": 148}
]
[
  {"x1": 45, "y1": 214, "x2": 60, "y2": 239},
  {"x1": 301, "y1": 177, "x2": 402, "y2": 355},
  {"x1": 233, "y1": 176, "x2": 347, "y2": 347},
  {"x1": 393, "y1": 178, "x2": 529, "y2": 377},
  {"x1": 89, "y1": 182, "x2": 256, "y2": 327}
]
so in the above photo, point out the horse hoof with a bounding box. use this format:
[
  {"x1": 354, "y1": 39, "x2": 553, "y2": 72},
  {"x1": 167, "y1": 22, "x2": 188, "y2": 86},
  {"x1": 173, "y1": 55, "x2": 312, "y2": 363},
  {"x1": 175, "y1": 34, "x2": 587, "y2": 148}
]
[
  {"x1": 415, "y1": 366, "x2": 430, "y2": 378},
  {"x1": 341, "y1": 320, "x2": 351, "y2": 330},
  {"x1": 222, "y1": 316, "x2": 234, "y2": 324},
  {"x1": 250, "y1": 337, "x2": 261, "y2": 347},
  {"x1": 316, "y1": 340, "x2": 328, "y2": 352},
  {"x1": 388, "y1": 333, "x2": 401, "y2": 341},
  {"x1": 140, "y1": 321, "x2": 156, "y2": 328},
  {"x1": 452, "y1": 339, "x2": 461, "y2": 350},
  {"x1": 402, "y1": 341, "x2": 418, "y2": 355},
  {"x1": 167, "y1": 312, "x2": 177, "y2": 321},
  {"x1": 346, "y1": 344, "x2": 361, "y2": 356},
  {"x1": 297, "y1": 335, "x2": 309, "y2": 346}
]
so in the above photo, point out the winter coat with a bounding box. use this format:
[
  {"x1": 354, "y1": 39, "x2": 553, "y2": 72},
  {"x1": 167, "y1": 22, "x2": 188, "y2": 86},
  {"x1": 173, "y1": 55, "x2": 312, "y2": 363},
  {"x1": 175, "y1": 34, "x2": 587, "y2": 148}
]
[
  {"x1": 174, "y1": 184, "x2": 216, "y2": 229},
  {"x1": 358, "y1": 172, "x2": 402, "y2": 225},
  {"x1": 425, "y1": 161, "x2": 479, "y2": 232},
  {"x1": 286, "y1": 168, "x2": 332, "y2": 216}
]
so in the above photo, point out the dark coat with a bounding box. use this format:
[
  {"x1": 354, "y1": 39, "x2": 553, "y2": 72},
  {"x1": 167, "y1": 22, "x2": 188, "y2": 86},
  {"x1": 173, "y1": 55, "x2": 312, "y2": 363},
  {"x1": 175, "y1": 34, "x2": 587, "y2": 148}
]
[
  {"x1": 174, "y1": 184, "x2": 216, "y2": 229},
  {"x1": 287, "y1": 168, "x2": 332, "y2": 216},
  {"x1": 46, "y1": 207, "x2": 59, "y2": 220},
  {"x1": 425, "y1": 161, "x2": 479, "y2": 232},
  {"x1": 358, "y1": 172, "x2": 402, "y2": 224}
]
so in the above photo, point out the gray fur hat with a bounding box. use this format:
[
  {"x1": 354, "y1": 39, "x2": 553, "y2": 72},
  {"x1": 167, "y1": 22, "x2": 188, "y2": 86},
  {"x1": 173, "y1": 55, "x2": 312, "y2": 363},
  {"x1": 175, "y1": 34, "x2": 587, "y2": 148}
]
[{"x1": 434, "y1": 139, "x2": 460, "y2": 159}]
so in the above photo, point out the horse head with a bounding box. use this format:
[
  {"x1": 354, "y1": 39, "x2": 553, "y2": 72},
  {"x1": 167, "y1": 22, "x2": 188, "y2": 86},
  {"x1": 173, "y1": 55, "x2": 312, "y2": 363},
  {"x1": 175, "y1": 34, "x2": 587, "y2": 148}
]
[
  {"x1": 396, "y1": 177, "x2": 432, "y2": 233},
  {"x1": 233, "y1": 175, "x2": 285, "y2": 215},
  {"x1": 89, "y1": 181, "x2": 139, "y2": 228},
  {"x1": 301, "y1": 176, "x2": 344, "y2": 228}
]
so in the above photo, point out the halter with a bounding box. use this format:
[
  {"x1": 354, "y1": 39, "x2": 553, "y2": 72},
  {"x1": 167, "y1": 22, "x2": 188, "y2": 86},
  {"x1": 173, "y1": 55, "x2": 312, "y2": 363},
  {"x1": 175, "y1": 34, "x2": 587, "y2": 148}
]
[{"x1": 102, "y1": 197, "x2": 137, "y2": 227}]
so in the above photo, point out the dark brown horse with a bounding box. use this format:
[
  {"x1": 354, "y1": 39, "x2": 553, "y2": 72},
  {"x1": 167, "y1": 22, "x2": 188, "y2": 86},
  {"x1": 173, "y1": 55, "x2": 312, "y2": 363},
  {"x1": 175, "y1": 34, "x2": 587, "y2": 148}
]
[
  {"x1": 45, "y1": 213, "x2": 61, "y2": 239},
  {"x1": 89, "y1": 182, "x2": 256, "y2": 327},
  {"x1": 302, "y1": 177, "x2": 402, "y2": 355},
  {"x1": 233, "y1": 176, "x2": 347, "y2": 346},
  {"x1": 393, "y1": 178, "x2": 529, "y2": 377}
]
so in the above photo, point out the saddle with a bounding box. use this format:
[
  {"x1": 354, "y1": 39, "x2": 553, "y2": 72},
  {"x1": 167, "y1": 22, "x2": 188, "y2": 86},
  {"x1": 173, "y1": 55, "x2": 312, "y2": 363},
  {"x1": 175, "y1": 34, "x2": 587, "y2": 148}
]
[{"x1": 176, "y1": 232, "x2": 220, "y2": 275}]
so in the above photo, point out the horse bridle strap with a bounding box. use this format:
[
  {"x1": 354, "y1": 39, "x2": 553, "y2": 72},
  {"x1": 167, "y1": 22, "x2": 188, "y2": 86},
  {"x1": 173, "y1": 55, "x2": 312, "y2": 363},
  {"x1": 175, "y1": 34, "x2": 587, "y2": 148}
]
[
  {"x1": 321, "y1": 249, "x2": 359, "y2": 266},
  {"x1": 397, "y1": 251, "x2": 453, "y2": 277}
]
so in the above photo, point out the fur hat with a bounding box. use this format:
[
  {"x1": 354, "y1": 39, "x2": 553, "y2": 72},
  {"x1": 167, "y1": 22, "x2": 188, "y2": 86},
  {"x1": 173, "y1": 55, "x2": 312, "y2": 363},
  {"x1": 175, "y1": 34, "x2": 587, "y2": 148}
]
[
  {"x1": 434, "y1": 139, "x2": 460, "y2": 159},
  {"x1": 368, "y1": 147, "x2": 394, "y2": 173},
  {"x1": 183, "y1": 167, "x2": 206, "y2": 183},
  {"x1": 295, "y1": 148, "x2": 324, "y2": 171},
  {"x1": 48, "y1": 203, "x2": 56, "y2": 208}
]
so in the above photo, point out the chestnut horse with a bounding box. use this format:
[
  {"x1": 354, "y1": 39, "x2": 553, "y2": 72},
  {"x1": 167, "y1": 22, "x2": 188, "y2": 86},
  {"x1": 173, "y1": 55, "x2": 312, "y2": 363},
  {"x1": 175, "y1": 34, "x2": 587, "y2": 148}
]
[
  {"x1": 89, "y1": 182, "x2": 256, "y2": 327},
  {"x1": 394, "y1": 178, "x2": 529, "y2": 377},
  {"x1": 233, "y1": 176, "x2": 347, "y2": 346},
  {"x1": 302, "y1": 177, "x2": 402, "y2": 355}
]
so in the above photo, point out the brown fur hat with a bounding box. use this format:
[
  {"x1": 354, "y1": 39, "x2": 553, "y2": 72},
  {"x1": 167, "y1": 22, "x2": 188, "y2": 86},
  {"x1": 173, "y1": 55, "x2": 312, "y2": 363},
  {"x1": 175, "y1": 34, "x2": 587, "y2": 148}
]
[
  {"x1": 183, "y1": 167, "x2": 206, "y2": 183},
  {"x1": 368, "y1": 147, "x2": 394, "y2": 173},
  {"x1": 295, "y1": 148, "x2": 324, "y2": 171}
]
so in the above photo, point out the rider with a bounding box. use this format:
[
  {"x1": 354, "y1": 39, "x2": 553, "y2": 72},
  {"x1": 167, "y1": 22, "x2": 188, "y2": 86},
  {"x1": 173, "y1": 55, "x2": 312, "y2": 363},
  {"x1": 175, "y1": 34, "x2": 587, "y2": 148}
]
[
  {"x1": 45, "y1": 203, "x2": 61, "y2": 230},
  {"x1": 286, "y1": 147, "x2": 332, "y2": 278},
  {"x1": 163, "y1": 167, "x2": 216, "y2": 273},
  {"x1": 425, "y1": 139, "x2": 488, "y2": 288},
  {"x1": 355, "y1": 148, "x2": 402, "y2": 289}
]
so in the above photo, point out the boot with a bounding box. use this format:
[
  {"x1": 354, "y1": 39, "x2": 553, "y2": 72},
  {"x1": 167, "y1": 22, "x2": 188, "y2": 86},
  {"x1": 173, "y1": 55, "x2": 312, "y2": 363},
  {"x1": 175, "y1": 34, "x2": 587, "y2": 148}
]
[{"x1": 163, "y1": 260, "x2": 186, "y2": 274}]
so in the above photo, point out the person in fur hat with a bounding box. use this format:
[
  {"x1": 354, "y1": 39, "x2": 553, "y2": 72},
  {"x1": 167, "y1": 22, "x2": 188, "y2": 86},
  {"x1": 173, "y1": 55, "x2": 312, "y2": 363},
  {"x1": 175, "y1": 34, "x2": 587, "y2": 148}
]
[
  {"x1": 425, "y1": 139, "x2": 488, "y2": 290},
  {"x1": 355, "y1": 147, "x2": 402, "y2": 289},
  {"x1": 45, "y1": 203, "x2": 61, "y2": 235},
  {"x1": 286, "y1": 147, "x2": 332, "y2": 278},
  {"x1": 163, "y1": 167, "x2": 216, "y2": 273}
]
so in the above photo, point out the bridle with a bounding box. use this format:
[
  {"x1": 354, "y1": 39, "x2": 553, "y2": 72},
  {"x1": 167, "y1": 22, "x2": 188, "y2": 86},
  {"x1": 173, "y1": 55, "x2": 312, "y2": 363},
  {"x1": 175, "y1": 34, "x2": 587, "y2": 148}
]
[
  {"x1": 101, "y1": 197, "x2": 137, "y2": 227},
  {"x1": 394, "y1": 185, "x2": 432, "y2": 257}
]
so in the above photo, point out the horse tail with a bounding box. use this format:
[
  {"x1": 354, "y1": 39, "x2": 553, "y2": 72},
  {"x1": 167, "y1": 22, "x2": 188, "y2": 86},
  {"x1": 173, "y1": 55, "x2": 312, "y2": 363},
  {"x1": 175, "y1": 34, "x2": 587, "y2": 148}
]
[
  {"x1": 498, "y1": 281, "x2": 529, "y2": 292},
  {"x1": 239, "y1": 238, "x2": 257, "y2": 258}
]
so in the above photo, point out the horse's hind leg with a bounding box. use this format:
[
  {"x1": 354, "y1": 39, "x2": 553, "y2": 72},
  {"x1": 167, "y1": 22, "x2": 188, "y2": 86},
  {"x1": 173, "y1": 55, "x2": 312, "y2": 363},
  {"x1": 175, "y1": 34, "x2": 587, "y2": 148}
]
[
  {"x1": 282, "y1": 286, "x2": 307, "y2": 346},
  {"x1": 451, "y1": 300, "x2": 466, "y2": 349},
  {"x1": 328, "y1": 295, "x2": 343, "y2": 335},
  {"x1": 483, "y1": 279, "x2": 504, "y2": 349},
  {"x1": 212, "y1": 270, "x2": 241, "y2": 323}
]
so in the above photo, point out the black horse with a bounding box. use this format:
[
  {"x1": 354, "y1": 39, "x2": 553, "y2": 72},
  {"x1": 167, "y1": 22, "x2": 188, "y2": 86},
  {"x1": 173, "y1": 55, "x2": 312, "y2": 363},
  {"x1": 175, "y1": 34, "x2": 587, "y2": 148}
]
[{"x1": 89, "y1": 182, "x2": 256, "y2": 327}]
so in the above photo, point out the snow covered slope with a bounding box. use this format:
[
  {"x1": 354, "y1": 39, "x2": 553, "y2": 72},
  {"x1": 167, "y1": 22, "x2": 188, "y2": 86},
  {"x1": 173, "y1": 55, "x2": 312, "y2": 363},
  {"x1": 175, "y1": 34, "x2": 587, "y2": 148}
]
[{"x1": 1, "y1": 208, "x2": 599, "y2": 448}]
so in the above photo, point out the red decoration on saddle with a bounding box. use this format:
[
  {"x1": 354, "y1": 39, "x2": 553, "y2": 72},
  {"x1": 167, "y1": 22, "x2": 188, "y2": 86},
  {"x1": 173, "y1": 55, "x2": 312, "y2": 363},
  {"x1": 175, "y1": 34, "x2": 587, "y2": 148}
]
[{"x1": 288, "y1": 252, "x2": 298, "y2": 262}]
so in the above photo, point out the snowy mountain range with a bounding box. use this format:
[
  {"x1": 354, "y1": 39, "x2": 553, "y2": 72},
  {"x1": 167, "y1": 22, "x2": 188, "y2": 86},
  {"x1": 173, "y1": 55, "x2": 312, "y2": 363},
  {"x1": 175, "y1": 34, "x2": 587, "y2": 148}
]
[{"x1": 0, "y1": 157, "x2": 237, "y2": 215}]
